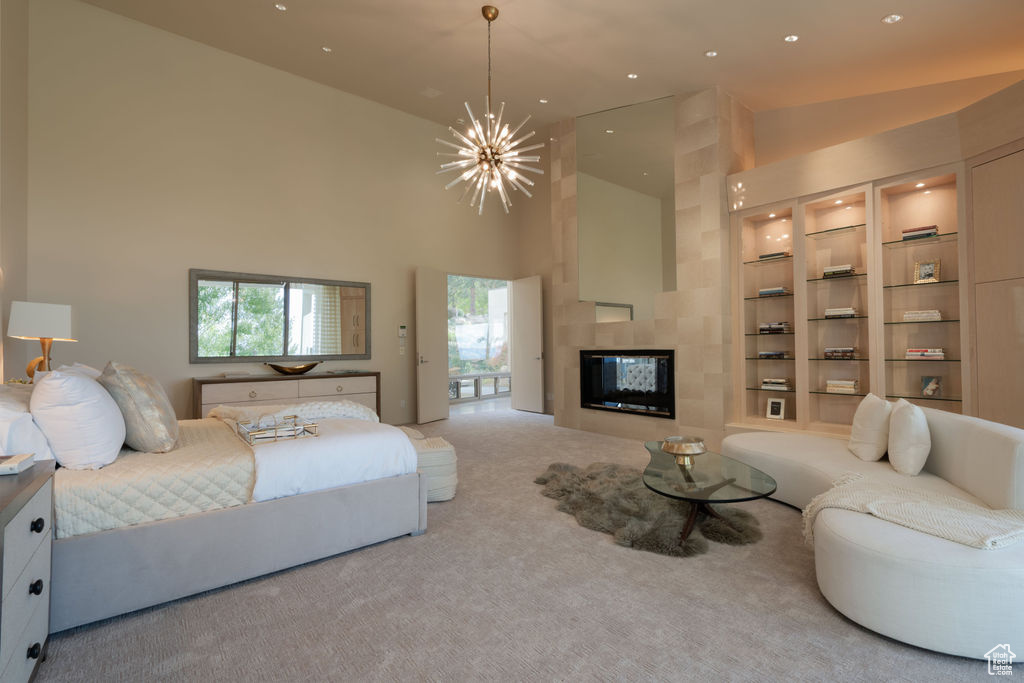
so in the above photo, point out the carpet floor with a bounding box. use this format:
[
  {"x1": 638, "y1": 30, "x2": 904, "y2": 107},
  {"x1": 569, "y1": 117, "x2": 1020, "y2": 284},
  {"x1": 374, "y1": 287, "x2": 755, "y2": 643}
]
[{"x1": 37, "y1": 409, "x2": 983, "y2": 681}]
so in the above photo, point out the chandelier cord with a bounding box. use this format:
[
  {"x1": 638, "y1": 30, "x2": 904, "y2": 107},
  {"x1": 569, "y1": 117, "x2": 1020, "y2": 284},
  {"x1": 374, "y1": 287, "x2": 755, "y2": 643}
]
[{"x1": 486, "y1": 18, "x2": 492, "y2": 112}]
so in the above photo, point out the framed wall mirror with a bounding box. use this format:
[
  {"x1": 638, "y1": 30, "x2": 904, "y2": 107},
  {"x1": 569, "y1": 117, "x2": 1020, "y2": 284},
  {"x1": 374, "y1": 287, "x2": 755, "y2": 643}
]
[{"x1": 189, "y1": 268, "x2": 370, "y2": 363}]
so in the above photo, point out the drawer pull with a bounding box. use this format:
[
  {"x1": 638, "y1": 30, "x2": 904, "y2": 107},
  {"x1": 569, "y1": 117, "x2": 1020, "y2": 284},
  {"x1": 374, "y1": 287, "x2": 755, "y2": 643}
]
[
  {"x1": 249, "y1": 390, "x2": 257, "y2": 399},
  {"x1": 336, "y1": 385, "x2": 343, "y2": 393},
  {"x1": 30, "y1": 517, "x2": 45, "y2": 533},
  {"x1": 29, "y1": 579, "x2": 44, "y2": 596},
  {"x1": 27, "y1": 643, "x2": 41, "y2": 660}
]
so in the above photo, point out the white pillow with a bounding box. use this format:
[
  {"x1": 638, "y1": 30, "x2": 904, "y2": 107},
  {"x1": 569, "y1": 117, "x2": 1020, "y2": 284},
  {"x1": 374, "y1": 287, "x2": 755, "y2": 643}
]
[
  {"x1": 30, "y1": 370, "x2": 126, "y2": 469},
  {"x1": 888, "y1": 399, "x2": 931, "y2": 475},
  {"x1": 55, "y1": 362, "x2": 103, "y2": 379},
  {"x1": 848, "y1": 393, "x2": 893, "y2": 461},
  {"x1": 0, "y1": 385, "x2": 55, "y2": 461}
]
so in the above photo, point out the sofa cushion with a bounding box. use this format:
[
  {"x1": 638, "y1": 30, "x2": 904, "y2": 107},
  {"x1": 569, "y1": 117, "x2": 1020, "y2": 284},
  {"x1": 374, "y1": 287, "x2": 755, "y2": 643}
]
[
  {"x1": 889, "y1": 399, "x2": 930, "y2": 475},
  {"x1": 848, "y1": 393, "x2": 892, "y2": 461}
]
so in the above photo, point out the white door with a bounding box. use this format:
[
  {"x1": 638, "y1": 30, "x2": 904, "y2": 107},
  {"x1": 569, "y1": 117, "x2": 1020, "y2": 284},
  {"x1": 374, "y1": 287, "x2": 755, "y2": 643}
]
[
  {"x1": 415, "y1": 267, "x2": 450, "y2": 424},
  {"x1": 511, "y1": 275, "x2": 544, "y2": 413}
]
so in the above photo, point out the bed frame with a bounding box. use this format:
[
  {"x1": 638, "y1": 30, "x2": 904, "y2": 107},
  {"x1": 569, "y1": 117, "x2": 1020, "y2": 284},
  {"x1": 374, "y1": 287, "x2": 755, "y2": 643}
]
[{"x1": 49, "y1": 471, "x2": 427, "y2": 632}]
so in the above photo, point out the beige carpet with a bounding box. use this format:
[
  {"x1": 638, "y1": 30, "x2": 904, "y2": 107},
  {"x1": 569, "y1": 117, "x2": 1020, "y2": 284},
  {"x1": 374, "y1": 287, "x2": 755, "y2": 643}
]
[{"x1": 38, "y1": 409, "x2": 982, "y2": 681}]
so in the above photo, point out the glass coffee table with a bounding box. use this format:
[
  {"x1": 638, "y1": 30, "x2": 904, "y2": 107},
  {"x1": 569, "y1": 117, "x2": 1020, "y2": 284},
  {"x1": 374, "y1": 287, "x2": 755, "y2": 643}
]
[{"x1": 642, "y1": 441, "x2": 777, "y2": 542}]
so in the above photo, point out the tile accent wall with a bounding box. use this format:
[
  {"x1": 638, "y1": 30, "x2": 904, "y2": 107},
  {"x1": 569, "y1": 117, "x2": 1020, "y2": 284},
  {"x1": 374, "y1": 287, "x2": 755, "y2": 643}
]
[{"x1": 551, "y1": 88, "x2": 753, "y2": 450}]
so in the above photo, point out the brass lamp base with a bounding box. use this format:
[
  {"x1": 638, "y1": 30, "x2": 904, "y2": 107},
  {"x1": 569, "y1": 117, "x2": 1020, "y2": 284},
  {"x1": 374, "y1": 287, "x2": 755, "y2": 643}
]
[{"x1": 25, "y1": 338, "x2": 54, "y2": 382}]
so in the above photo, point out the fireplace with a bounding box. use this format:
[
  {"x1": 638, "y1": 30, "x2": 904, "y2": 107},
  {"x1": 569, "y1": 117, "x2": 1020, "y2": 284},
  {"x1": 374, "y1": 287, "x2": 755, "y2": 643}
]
[{"x1": 579, "y1": 350, "x2": 675, "y2": 419}]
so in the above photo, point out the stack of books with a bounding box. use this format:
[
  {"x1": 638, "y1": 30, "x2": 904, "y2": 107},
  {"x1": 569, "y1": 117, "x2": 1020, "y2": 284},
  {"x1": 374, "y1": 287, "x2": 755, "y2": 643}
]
[
  {"x1": 758, "y1": 322, "x2": 792, "y2": 334},
  {"x1": 906, "y1": 348, "x2": 945, "y2": 360},
  {"x1": 824, "y1": 307, "x2": 857, "y2": 318},
  {"x1": 757, "y1": 351, "x2": 787, "y2": 359},
  {"x1": 825, "y1": 379, "x2": 859, "y2": 394},
  {"x1": 761, "y1": 378, "x2": 791, "y2": 391},
  {"x1": 824, "y1": 346, "x2": 857, "y2": 360},
  {"x1": 823, "y1": 264, "x2": 856, "y2": 278},
  {"x1": 758, "y1": 250, "x2": 792, "y2": 261},
  {"x1": 901, "y1": 225, "x2": 939, "y2": 241},
  {"x1": 903, "y1": 309, "x2": 942, "y2": 322},
  {"x1": 758, "y1": 286, "x2": 792, "y2": 297}
]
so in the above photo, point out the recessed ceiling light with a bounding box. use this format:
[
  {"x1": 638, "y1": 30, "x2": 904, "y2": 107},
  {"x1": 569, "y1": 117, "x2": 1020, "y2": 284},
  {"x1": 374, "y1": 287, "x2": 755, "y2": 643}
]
[
  {"x1": 627, "y1": 73, "x2": 639, "y2": 80},
  {"x1": 846, "y1": 206, "x2": 853, "y2": 210},
  {"x1": 704, "y1": 50, "x2": 718, "y2": 58},
  {"x1": 881, "y1": 13, "x2": 903, "y2": 24},
  {"x1": 924, "y1": 190, "x2": 932, "y2": 195},
  {"x1": 782, "y1": 234, "x2": 789, "y2": 239},
  {"x1": 835, "y1": 200, "x2": 843, "y2": 205},
  {"x1": 915, "y1": 182, "x2": 925, "y2": 188},
  {"x1": 784, "y1": 34, "x2": 799, "y2": 43},
  {"x1": 274, "y1": 3, "x2": 287, "y2": 10},
  {"x1": 321, "y1": 46, "x2": 332, "y2": 53},
  {"x1": 605, "y1": 129, "x2": 614, "y2": 134},
  {"x1": 781, "y1": 218, "x2": 788, "y2": 222},
  {"x1": 538, "y1": 98, "x2": 548, "y2": 104},
  {"x1": 642, "y1": 171, "x2": 649, "y2": 176}
]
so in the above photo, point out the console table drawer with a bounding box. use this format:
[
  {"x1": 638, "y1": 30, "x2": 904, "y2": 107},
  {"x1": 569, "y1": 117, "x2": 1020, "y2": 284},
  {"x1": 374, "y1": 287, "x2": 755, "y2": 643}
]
[
  {"x1": 2, "y1": 480, "x2": 51, "y2": 599},
  {"x1": 202, "y1": 381, "x2": 299, "y2": 405},
  {"x1": 0, "y1": 542, "x2": 49, "y2": 674},
  {"x1": 298, "y1": 376, "x2": 376, "y2": 398}
]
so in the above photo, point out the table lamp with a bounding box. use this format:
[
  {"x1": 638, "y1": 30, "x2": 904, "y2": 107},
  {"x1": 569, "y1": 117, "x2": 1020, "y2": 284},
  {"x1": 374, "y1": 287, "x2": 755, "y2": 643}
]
[{"x1": 7, "y1": 301, "x2": 77, "y2": 380}]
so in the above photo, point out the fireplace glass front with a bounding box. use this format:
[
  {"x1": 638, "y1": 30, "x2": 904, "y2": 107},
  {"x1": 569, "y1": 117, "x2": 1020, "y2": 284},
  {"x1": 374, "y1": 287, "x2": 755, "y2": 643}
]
[{"x1": 579, "y1": 350, "x2": 674, "y2": 419}]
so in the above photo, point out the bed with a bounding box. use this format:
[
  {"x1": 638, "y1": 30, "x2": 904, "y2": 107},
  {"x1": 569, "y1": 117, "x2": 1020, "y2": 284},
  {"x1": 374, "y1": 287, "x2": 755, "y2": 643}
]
[{"x1": 47, "y1": 412, "x2": 428, "y2": 632}]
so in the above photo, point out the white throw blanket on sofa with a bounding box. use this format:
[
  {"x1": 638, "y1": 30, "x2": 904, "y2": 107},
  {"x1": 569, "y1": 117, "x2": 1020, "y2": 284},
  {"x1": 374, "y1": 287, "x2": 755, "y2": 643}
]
[
  {"x1": 209, "y1": 401, "x2": 416, "y2": 502},
  {"x1": 803, "y1": 472, "x2": 1024, "y2": 550}
]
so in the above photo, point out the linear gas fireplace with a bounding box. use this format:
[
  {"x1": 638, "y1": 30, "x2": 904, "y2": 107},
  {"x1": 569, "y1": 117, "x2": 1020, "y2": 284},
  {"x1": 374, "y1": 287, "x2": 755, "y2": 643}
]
[{"x1": 579, "y1": 349, "x2": 675, "y2": 419}]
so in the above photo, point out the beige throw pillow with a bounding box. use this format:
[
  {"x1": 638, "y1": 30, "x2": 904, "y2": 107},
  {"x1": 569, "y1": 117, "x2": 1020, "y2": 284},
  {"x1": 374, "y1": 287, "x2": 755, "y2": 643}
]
[
  {"x1": 888, "y1": 399, "x2": 931, "y2": 475},
  {"x1": 848, "y1": 393, "x2": 893, "y2": 461},
  {"x1": 98, "y1": 361, "x2": 179, "y2": 453}
]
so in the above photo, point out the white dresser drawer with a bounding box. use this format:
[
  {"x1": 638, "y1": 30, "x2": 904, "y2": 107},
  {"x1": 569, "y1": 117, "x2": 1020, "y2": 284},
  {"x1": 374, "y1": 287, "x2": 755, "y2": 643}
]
[
  {"x1": 0, "y1": 597, "x2": 47, "y2": 683},
  {"x1": 2, "y1": 480, "x2": 51, "y2": 599},
  {"x1": 298, "y1": 376, "x2": 376, "y2": 398},
  {"x1": 0, "y1": 542, "x2": 49, "y2": 675},
  {"x1": 202, "y1": 380, "x2": 299, "y2": 405}
]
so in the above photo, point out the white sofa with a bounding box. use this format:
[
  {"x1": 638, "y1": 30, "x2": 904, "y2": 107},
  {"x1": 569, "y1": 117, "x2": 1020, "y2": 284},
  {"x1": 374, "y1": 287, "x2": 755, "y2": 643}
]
[{"x1": 722, "y1": 407, "x2": 1024, "y2": 660}]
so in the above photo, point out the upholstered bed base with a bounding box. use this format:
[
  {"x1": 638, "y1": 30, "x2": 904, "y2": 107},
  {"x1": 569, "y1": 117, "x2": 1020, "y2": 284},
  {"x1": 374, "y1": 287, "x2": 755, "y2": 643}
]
[{"x1": 49, "y1": 472, "x2": 428, "y2": 632}]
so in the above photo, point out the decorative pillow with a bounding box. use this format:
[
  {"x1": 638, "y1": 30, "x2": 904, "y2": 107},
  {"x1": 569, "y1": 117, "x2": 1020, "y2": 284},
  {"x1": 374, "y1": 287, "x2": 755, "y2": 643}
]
[
  {"x1": 888, "y1": 399, "x2": 931, "y2": 475},
  {"x1": 97, "y1": 361, "x2": 178, "y2": 453},
  {"x1": 30, "y1": 370, "x2": 126, "y2": 469},
  {"x1": 0, "y1": 384, "x2": 55, "y2": 461},
  {"x1": 848, "y1": 393, "x2": 893, "y2": 461}
]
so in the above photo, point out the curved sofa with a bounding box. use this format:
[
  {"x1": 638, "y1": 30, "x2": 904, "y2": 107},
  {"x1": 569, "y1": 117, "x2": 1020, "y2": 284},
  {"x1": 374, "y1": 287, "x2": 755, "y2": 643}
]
[{"x1": 722, "y1": 407, "x2": 1024, "y2": 660}]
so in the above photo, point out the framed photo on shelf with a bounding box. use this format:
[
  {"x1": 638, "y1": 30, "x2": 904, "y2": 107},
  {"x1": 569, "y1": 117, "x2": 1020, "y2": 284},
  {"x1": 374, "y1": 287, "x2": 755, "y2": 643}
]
[
  {"x1": 766, "y1": 398, "x2": 786, "y2": 420},
  {"x1": 921, "y1": 376, "x2": 942, "y2": 398},
  {"x1": 914, "y1": 259, "x2": 940, "y2": 284}
]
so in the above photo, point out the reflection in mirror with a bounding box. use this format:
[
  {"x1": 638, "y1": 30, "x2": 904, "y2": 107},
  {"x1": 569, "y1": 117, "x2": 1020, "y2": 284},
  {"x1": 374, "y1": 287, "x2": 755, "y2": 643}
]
[
  {"x1": 189, "y1": 269, "x2": 370, "y2": 363},
  {"x1": 577, "y1": 96, "x2": 675, "y2": 321}
]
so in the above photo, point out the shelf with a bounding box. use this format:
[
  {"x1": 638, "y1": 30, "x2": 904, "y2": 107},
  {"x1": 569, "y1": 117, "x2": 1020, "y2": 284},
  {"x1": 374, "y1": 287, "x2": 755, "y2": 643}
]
[
  {"x1": 885, "y1": 319, "x2": 960, "y2": 326},
  {"x1": 809, "y1": 357, "x2": 868, "y2": 361},
  {"x1": 744, "y1": 293, "x2": 794, "y2": 301},
  {"x1": 885, "y1": 358, "x2": 961, "y2": 362},
  {"x1": 807, "y1": 316, "x2": 868, "y2": 321},
  {"x1": 805, "y1": 224, "x2": 866, "y2": 239},
  {"x1": 742, "y1": 255, "x2": 794, "y2": 266},
  {"x1": 745, "y1": 357, "x2": 795, "y2": 361},
  {"x1": 886, "y1": 394, "x2": 962, "y2": 403},
  {"x1": 744, "y1": 332, "x2": 795, "y2": 337},
  {"x1": 807, "y1": 273, "x2": 867, "y2": 283},
  {"x1": 882, "y1": 232, "x2": 958, "y2": 248},
  {"x1": 883, "y1": 279, "x2": 958, "y2": 290},
  {"x1": 809, "y1": 390, "x2": 867, "y2": 397},
  {"x1": 746, "y1": 387, "x2": 796, "y2": 393}
]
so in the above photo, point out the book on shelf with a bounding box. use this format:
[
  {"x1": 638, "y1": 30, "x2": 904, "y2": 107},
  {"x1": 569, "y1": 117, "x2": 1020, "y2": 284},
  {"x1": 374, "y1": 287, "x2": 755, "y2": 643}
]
[
  {"x1": 758, "y1": 250, "x2": 792, "y2": 260},
  {"x1": 905, "y1": 347, "x2": 945, "y2": 359},
  {"x1": 822, "y1": 264, "x2": 856, "y2": 278},
  {"x1": 824, "y1": 307, "x2": 857, "y2": 318},
  {"x1": 901, "y1": 229, "x2": 938, "y2": 241},
  {"x1": 902, "y1": 224, "x2": 938, "y2": 235},
  {"x1": 757, "y1": 351, "x2": 787, "y2": 359},
  {"x1": 823, "y1": 346, "x2": 857, "y2": 360},
  {"x1": 825, "y1": 379, "x2": 859, "y2": 394},
  {"x1": 760, "y1": 378, "x2": 791, "y2": 391},
  {"x1": 758, "y1": 286, "x2": 791, "y2": 297},
  {"x1": 758, "y1": 322, "x2": 792, "y2": 334},
  {"x1": 902, "y1": 310, "x2": 942, "y2": 322}
]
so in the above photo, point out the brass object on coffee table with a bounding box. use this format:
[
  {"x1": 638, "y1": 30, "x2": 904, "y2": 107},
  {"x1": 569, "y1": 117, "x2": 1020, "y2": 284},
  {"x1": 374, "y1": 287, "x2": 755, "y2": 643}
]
[{"x1": 661, "y1": 435, "x2": 706, "y2": 468}]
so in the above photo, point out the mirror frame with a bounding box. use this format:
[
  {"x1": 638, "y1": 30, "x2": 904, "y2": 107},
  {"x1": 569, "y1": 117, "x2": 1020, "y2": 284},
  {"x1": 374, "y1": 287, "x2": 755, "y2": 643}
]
[{"x1": 188, "y1": 268, "x2": 371, "y2": 364}]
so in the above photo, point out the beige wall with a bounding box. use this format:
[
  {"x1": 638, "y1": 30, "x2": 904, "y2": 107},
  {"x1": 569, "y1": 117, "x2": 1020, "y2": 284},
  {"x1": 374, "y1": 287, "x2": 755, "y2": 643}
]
[
  {"x1": 755, "y1": 70, "x2": 1024, "y2": 166},
  {"x1": 25, "y1": 0, "x2": 523, "y2": 423}
]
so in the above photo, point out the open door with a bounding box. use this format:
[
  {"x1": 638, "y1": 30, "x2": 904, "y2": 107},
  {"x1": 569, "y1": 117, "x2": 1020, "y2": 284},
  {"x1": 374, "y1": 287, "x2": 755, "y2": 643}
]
[
  {"x1": 415, "y1": 267, "x2": 450, "y2": 424},
  {"x1": 511, "y1": 275, "x2": 544, "y2": 413}
]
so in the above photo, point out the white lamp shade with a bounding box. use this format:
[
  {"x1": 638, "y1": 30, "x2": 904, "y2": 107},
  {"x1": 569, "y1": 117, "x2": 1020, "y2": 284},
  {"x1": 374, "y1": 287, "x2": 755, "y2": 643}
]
[{"x1": 7, "y1": 301, "x2": 77, "y2": 342}]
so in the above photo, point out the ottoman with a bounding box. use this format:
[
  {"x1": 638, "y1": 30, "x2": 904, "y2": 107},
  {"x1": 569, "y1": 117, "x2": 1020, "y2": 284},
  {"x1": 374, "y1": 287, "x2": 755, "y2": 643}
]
[{"x1": 401, "y1": 427, "x2": 458, "y2": 502}]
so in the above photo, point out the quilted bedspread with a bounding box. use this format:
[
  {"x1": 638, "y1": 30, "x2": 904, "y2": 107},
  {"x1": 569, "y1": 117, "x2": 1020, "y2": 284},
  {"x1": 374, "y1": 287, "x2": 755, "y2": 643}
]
[{"x1": 54, "y1": 419, "x2": 254, "y2": 539}]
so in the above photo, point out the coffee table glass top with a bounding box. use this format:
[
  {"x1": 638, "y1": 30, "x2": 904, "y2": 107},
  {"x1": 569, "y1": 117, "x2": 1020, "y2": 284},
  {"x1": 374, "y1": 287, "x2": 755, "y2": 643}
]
[{"x1": 642, "y1": 441, "x2": 777, "y2": 504}]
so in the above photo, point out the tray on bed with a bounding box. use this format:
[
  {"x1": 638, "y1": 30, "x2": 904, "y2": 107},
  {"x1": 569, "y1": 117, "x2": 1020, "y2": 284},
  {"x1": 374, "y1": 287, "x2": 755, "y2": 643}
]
[{"x1": 236, "y1": 415, "x2": 319, "y2": 445}]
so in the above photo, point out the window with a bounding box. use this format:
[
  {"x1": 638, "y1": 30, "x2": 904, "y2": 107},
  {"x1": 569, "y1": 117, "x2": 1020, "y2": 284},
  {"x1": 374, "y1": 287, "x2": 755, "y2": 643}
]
[{"x1": 189, "y1": 269, "x2": 370, "y2": 363}]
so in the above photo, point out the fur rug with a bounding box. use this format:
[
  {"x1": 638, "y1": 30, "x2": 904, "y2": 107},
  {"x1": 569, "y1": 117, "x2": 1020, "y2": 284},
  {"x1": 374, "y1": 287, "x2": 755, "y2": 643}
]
[{"x1": 535, "y1": 462, "x2": 762, "y2": 557}]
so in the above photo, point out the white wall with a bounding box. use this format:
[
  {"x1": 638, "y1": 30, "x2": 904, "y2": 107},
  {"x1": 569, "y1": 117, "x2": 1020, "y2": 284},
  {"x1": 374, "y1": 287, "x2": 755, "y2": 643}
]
[
  {"x1": 577, "y1": 172, "x2": 662, "y2": 321},
  {"x1": 24, "y1": 0, "x2": 522, "y2": 423}
]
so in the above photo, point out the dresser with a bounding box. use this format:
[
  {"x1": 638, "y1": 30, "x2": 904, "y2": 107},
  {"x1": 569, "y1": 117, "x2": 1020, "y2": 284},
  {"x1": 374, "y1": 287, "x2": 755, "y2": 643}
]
[
  {"x1": 0, "y1": 462, "x2": 53, "y2": 683},
  {"x1": 192, "y1": 372, "x2": 381, "y2": 419}
]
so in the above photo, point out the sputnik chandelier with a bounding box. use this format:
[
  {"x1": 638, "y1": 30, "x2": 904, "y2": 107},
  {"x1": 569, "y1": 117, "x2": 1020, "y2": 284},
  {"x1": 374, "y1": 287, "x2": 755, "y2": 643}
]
[{"x1": 436, "y1": 5, "x2": 543, "y2": 215}]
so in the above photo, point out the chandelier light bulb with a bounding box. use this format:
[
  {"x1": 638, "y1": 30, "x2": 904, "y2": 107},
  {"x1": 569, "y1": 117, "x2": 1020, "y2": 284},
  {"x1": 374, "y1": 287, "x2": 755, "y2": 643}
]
[{"x1": 435, "y1": 5, "x2": 543, "y2": 215}]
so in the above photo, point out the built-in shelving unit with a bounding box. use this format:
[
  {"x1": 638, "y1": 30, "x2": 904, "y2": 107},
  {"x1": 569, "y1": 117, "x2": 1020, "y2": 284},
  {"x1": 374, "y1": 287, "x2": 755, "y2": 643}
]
[{"x1": 730, "y1": 165, "x2": 968, "y2": 435}]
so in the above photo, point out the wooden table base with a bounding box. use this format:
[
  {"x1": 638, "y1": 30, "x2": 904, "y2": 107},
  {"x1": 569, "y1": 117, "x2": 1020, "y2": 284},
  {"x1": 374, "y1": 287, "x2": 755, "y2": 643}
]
[{"x1": 680, "y1": 502, "x2": 736, "y2": 542}]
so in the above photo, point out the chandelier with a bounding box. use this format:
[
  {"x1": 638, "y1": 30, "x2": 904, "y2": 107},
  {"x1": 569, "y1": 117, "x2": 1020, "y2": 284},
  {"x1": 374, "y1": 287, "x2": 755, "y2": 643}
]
[{"x1": 436, "y1": 5, "x2": 543, "y2": 215}]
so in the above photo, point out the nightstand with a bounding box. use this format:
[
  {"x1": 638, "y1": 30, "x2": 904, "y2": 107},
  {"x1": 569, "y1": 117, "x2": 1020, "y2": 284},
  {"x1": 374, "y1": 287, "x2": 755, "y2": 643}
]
[{"x1": 0, "y1": 461, "x2": 54, "y2": 683}]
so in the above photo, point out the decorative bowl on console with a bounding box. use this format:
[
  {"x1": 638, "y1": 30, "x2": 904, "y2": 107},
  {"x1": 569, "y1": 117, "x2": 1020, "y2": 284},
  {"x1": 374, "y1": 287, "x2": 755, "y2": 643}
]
[{"x1": 265, "y1": 362, "x2": 320, "y2": 375}]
